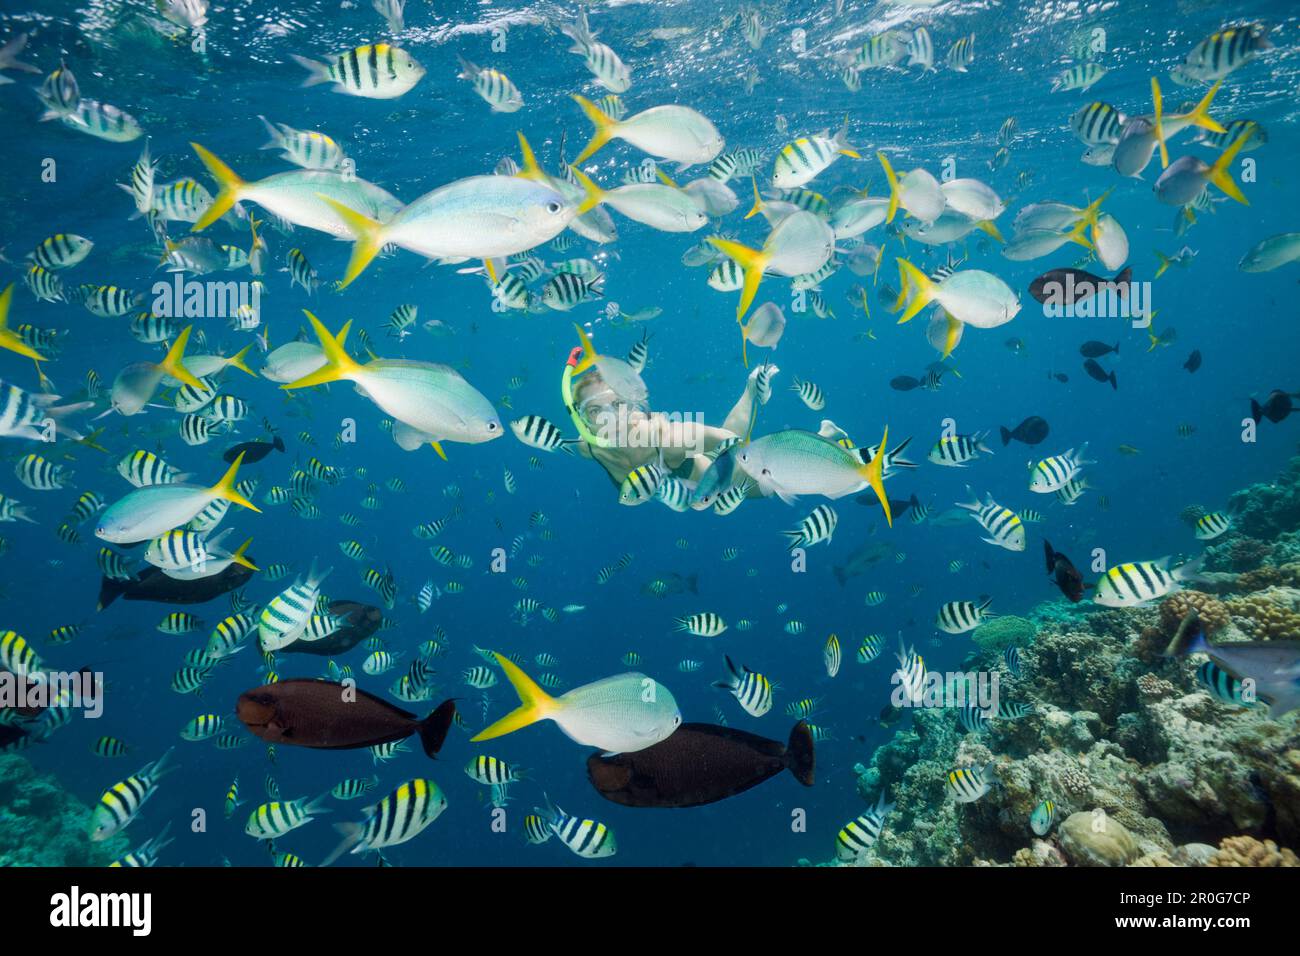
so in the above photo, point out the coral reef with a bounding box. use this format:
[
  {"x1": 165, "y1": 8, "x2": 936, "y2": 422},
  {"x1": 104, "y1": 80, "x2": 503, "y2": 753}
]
[
  {"x1": 0, "y1": 753, "x2": 127, "y2": 865},
  {"x1": 807, "y1": 455, "x2": 1300, "y2": 868}
]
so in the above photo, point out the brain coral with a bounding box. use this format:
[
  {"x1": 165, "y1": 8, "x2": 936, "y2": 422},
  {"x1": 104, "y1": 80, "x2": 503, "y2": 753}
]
[{"x1": 1226, "y1": 590, "x2": 1300, "y2": 640}]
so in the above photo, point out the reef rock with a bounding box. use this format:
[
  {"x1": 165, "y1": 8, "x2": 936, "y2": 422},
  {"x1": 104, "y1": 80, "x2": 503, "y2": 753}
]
[{"x1": 1059, "y1": 810, "x2": 1141, "y2": 866}]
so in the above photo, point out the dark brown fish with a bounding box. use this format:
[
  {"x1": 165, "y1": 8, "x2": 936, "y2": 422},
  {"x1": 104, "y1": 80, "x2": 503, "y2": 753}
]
[
  {"x1": 236, "y1": 679, "x2": 456, "y2": 758},
  {"x1": 222, "y1": 435, "x2": 285, "y2": 464},
  {"x1": 1251, "y1": 390, "x2": 1300, "y2": 425},
  {"x1": 1029, "y1": 266, "x2": 1131, "y2": 305},
  {"x1": 97, "y1": 561, "x2": 253, "y2": 611},
  {"x1": 1044, "y1": 540, "x2": 1086, "y2": 602},
  {"x1": 999, "y1": 416, "x2": 1049, "y2": 446},
  {"x1": 586, "y1": 721, "x2": 814, "y2": 808}
]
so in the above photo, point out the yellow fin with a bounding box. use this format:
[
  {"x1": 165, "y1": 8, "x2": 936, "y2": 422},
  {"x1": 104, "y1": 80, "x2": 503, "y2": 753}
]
[
  {"x1": 0, "y1": 284, "x2": 46, "y2": 361},
  {"x1": 1208, "y1": 131, "x2": 1250, "y2": 205},
  {"x1": 470, "y1": 652, "x2": 557, "y2": 741},
  {"x1": 564, "y1": 164, "x2": 604, "y2": 216},
  {"x1": 745, "y1": 176, "x2": 764, "y2": 220},
  {"x1": 1180, "y1": 79, "x2": 1226, "y2": 135},
  {"x1": 158, "y1": 326, "x2": 204, "y2": 390},
  {"x1": 860, "y1": 425, "x2": 892, "y2": 527},
  {"x1": 977, "y1": 220, "x2": 1004, "y2": 243},
  {"x1": 430, "y1": 441, "x2": 447, "y2": 461},
  {"x1": 209, "y1": 452, "x2": 262, "y2": 513},
  {"x1": 189, "y1": 143, "x2": 246, "y2": 233},
  {"x1": 282, "y1": 310, "x2": 363, "y2": 389},
  {"x1": 877, "y1": 152, "x2": 901, "y2": 223},
  {"x1": 570, "y1": 94, "x2": 618, "y2": 165},
  {"x1": 894, "y1": 259, "x2": 934, "y2": 325},
  {"x1": 941, "y1": 312, "x2": 962, "y2": 360},
  {"x1": 230, "y1": 537, "x2": 259, "y2": 572},
  {"x1": 706, "y1": 236, "x2": 769, "y2": 322},
  {"x1": 227, "y1": 343, "x2": 255, "y2": 377},
  {"x1": 655, "y1": 168, "x2": 680, "y2": 189},
  {"x1": 1151, "y1": 78, "x2": 1168, "y2": 170},
  {"x1": 514, "y1": 132, "x2": 546, "y2": 183},
  {"x1": 316, "y1": 195, "x2": 386, "y2": 289}
]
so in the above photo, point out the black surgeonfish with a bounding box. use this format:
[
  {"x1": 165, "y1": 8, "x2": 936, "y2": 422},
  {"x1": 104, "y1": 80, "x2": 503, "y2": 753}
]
[
  {"x1": 236, "y1": 679, "x2": 457, "y2": 757},
  {"x1": 222, "y1": 435, "x2": 286, "y2": 464},
  {"x1": 96, "y1": 561, "x2": 253, "y2": 610},
  {"x1": 1043, "y1": 540, "x2": 1086, "y2": 602},
  {"x1": 1028, "y1": 266, "x2": 1131, "y2": 304},
  {"x1": 586, "y1": 721, "x2": 814, "y2": 808}
]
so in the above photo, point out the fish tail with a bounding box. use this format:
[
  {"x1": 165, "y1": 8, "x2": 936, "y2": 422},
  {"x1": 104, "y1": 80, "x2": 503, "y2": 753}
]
[
  {"x1": 0, "y1": 284, "x2": 46, "y2": 361},
  {"x1": 290, "y1": 53, "x2": 333, "y2": 88},
  {"x1": 745, "y1": 175, "x2": 764, "y2": 220},
  {"x1": 893, "y1": 258, "x2": 933, "y2": 325},
  {"x1": 316, "y1": 195, "x2": 387, "y2": 288},
  {"x1": 157, "y1": 325, "x2": 204, "y2": 389},
  {"x1": 976, "y1": 219, "x2": 1004, "y2": 243},
  {"x1": 1181, "y1": 79, "x2": 1226, "y2": 135},
  {"x1": 1150, "y1": 77, "x2": 1169, "y2": 169},
  {"x1": 209, "y1": 452, "x2": 262, "y2": 513},
  {"x1": 227, "y1": 344, "x2": 256, "y2": 377},
  {"x1": 570, "y1": 94, "x2": 617, "y2": 165},
  {"x1": 877, "y1": 151, "x2": 901, "y2": 223},
  {"x1": 189, "y1": 143, "x2": 246, "y2": 233},
  {"x1": 283, "y1": 310, "x2": 362, "y2": 389},
  {"x1": 564, "y1": 164, "x2": 605, "y2": 216},
  {"x1": 513, "y1": 132, "x2": 546, "y2": 183},
  {"x1": 417, "y1": 699, "x2": 457, "y2": 757},
  {"x1": 707, "y1": 236, "x2": 769, "y2": 323},
  {"x1": 1208, "y1": 131, "x2": 1251, "y2": 205},
  {"x1": 319, "y1": 822, "x2": 365, "y2": 868},
  {"x1": 470, "y1": 653, "x2": 557, "y2": 742},
  {"x1": 1154, "y1": 251, "x2": 1170, "y2": 278},
  {"x1": 940, "y1": 311, "x2": 962, "y2": 359},
  {"x1": 858, "y1": 425, "x2": 892, "y2": 527},
  {"x1": 230, "y1": 537, "x2": 258, "y2": 572},
  {"x1": 1163, "y1": 609, "x2": 1209, "y2": 658},
  {"x1": 786, "y1": 720, "x2": 816, "y2": 786}
]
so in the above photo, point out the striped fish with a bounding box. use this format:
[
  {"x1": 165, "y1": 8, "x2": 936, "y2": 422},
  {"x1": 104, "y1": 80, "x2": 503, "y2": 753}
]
[
  {"x1": 1196, "y1": 660, "x2": 1255, "y2": 707},
  {"x1": 258, "y1": 561, "x2": 331, "y2": 652},
  {"x1": 59, "y1": 99, "x2": 142, "y2": 142},
  {"x1": 1056, "y1": 477, "x2": 1089, "y2": 505},
  {"x1": 90, "y1": 748, "x2": 175, "y2": 840},
  {"x1": 715, "y1": 655, "x2": 772, "y2": 716},
  {"x1": 824, "y1": 634, "x2": 841, "y2": 677},
  {"x1": 1051, "y1": 63, "x2": 1107, "y2": 93},
  {"x1": 946, "y1": 761, "x2": 997, "y2": 803},
  {"x1": 1177, "y1": 23, "x2": 1271, "y2": 84},
  {"x1": 244, "y1": 793, "x2": 331, "y2": 839},
  {"x1": 927, "y1": 431, "x2": 992, "y2": 466},
  {"x1": 945, "y1": 34, "x2": 975, "y2": 72},
  {"x1": 522, "y1": 813, "x2": 553, "y2": 845},
  {"x1": 15, "y1": 453, "x2": 69, "y2": 490},
  {"x1": 674, "y1": 611, "x2": 727, "y2": 637},
  {"x1": 535, "y1": 796, "x2": 617, "y2": 858},
  {"x1": 323, "y1": 778, "x2": 448, "y2": 864},
  {"x1": 0, "y1": 630, "x2": 42, "y2": 677},
  {"x1": 1071, "y1": 102, "x2": 1125, "y2": 145},
  {"x1": 1028, "y1": 444, "x2": 1091, "y2": 493},
  {"x1": 791, "y1": 377, "x2": 826, "y2": 410},
  {"x1": 293, "y1": 43, "x2": 425, "y2": 99},
  {"x1": 1093, "y1": 555, "x2": 1203, "y2": 608},
  {"x1": 561, "y1": 11, "x2": 631, "y2": 93},
  {"x1": 956, "y1": 488, "x2": 1026, "y2": 552},
  {"x1": 894, "y1": 643, "x2": 926, "y2": 703},
  {"x1": 332, "y1": 776, "x2": 379, "y2": 800},
  {"x1": 1004, "y1": 645, "x2": 1022, "y2": 677},
  {"x1": 857, "y1": 634, "x2": 885, "y2": 664},
  {"x1": 28, "y1": 233, "x2": 92, "y2": 271},
  {"x1": 258, "y1": 115, "x2": 345, "y2": 169},
  {"x1": 936, "y1": 598, "x2": 994, "y2": 634},
  {"x1": 772, "y1": 122, "x2": 859, "y2": 189},
  {"x1": 1194, "y1": 511, "x2": 1232, "y2": 540},
  {"x1": 466, "y1": 755, "x2": 524, "y2": 786},
  {"x1": 781, "y1": 504, "x2": 837, "y2": 550},
  {"x1": 836, "y1": 791, "x2": 894, "y2": 861},
  {"x1": 619, "y1": 462, "x2": 664, "y2": 506},
  {"x1": 456, "y1": 55, "x2": 523, "y2": 112}
]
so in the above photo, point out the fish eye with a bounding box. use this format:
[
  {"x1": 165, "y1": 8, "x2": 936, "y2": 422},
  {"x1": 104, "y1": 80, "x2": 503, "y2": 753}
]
[
  {"x1": 546, "y1": 200, "x2": 563, "y2": 214},
  {"x1": 487, "y1": 421, "x2": 499, "y2": 432}
]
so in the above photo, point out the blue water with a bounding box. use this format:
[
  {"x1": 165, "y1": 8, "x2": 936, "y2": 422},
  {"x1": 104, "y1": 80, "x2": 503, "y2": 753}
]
[{"x1": 1, "y1": 0, "x2": 1298, "y2": 866}]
